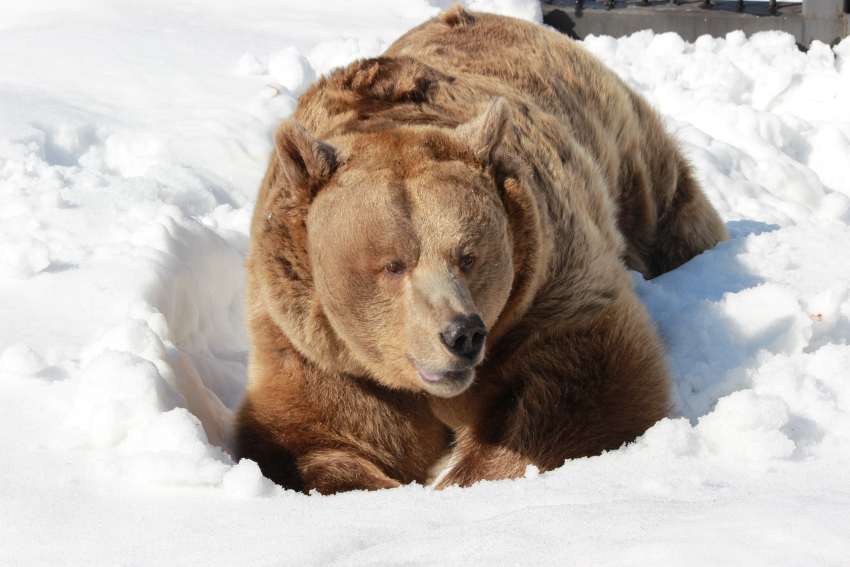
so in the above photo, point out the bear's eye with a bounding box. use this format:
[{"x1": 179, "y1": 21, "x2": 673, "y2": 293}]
[
  {"x1": 383, "y1": 261, "x2": 405, "y2": 276},
  {"x1": 459, "y1": 255, "x2": 475, "y2": 270}
]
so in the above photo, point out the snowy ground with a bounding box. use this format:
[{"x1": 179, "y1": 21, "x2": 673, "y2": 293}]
[{"x1": 2, "y1": 0, "x2": 850, "y2": 565}]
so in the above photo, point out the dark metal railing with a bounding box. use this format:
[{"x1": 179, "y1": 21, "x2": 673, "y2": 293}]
[
  {"x1": 696, "y1": 0, "x2": 778, "y2": 14},
  {"x1": 550, "y1": 0, "x2": 785, "y2": 14},
  {"x1": 541, "y1": 0, "x2": 848, "y2": 46}
]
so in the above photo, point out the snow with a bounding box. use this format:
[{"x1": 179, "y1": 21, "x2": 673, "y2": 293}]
[{"x1": 1, "y1": 0, "x2": 849, "y2": 564}]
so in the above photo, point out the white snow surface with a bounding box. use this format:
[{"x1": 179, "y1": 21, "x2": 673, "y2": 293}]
[{"x1": 2, "y1": 0, "x2": 850, "y2": 564}]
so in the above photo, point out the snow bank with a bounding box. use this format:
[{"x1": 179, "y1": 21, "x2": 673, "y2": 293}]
[{"x1": 1, "y1": 1, "x2": 849, "y2": 564}]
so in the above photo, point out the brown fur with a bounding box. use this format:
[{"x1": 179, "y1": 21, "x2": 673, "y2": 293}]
[{"x1": 235, "y1": 6, "x2": 728, "y2": 494}]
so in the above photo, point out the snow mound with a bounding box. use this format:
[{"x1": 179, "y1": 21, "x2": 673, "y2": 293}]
[{"x1": 2, "y1": 2, "x2": 850, "y2": 564}]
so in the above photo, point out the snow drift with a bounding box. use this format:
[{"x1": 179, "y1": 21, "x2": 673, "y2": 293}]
[{"x1": 1, "y1": 0, "x2": 849, "y2": 564}]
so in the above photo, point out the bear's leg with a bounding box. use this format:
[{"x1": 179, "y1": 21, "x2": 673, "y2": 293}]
[
  {"x1": 235, "y1": 347, "x2": 449, "y2": 494},
  {"x1": 432, "y1": 428, "x2": 528, "y2": 488},
  {"x1": 236, "y1": 397, "x2": 402, "y2": 494},
  {"x1": 299, "y1": 450, "x2": 402, "y2": 495},
  {"x1": 646, "y1": 161, "x2": 729, "y2": 278},
  {"x1": 433, "y1": 293, "x2": 671, "y2": 488},
  {"x1": 235, "y1": 398, "x2": 306, "y2": 491}
]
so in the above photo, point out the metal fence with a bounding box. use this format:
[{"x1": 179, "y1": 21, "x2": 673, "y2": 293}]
[{"x1": 541, "y1": 0, "x2": 849, "y2": 46}]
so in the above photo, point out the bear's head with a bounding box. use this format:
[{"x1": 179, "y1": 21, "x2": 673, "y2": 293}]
[{"x1": 257, "y1": 98, "x2": 519, "y2": 398}]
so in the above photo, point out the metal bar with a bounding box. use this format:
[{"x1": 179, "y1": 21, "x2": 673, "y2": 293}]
[{"x1": 541, "y1": 0, "x2": 847, "y2": 47}]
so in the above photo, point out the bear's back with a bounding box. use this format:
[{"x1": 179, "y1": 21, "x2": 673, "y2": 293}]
[
  {"x1": 384, "y1": 8, "x2": 645, "y2": 144},
  {"x1": 385, "y1": 8, "x2": 720, "y2": 278}
]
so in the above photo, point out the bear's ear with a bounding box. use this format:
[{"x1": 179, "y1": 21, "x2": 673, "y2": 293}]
[
  {"x1": 455, "y1": 97, "x2": 511, "y2": 168},
  {"x1": 273, "y1": 120, "x2": 338, "y2": 206}
]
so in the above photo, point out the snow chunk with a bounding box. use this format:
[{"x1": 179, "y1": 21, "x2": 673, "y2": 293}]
[
  {"x1": 81, "y1": 319, "x2": 170, "y2": 369},
  {"x1": 629, "y1": 418, "x2": 707, "y2": 458},
  {"x1": 108, "y1": 408, "x2": 232, "y2": 487},
  {"x1": 222, "y1": 459, "x2": 277, "y2": 497},
  {"x1": 697, "y1": 390, "x2": 795, "y2": 459},
  {"x1": 63, "y1": 350, "x2": 179, "y2": 449},
  {"x1": 813, "y1": 192, "x2": 850, "y2": 223},
  {"x1": 0, "y1": 344, "x2": 47, "y2": 376},
  {"x1": 308, "y1": 37, "x2": 387, "y2": 77},
  {"x1": 0, "y1": 236, "x2": 50, "y2": 278},
  {"x1": 39, "y1": 190, "x2": 71, "y2": 209},
  {"x1": 103, "y1": 132, "x2": 160, "y2": 178},
  {"x1": 646, "y1": 32, "x2": 686, "y2": 59},
  {"x1": 268, "y1": 47, "x2": 316, "y2": 95},
  {"x1": 720, "y1": 283, "x2": 812, "y2": 356},
  {"x1": 235, "y1": 52, "x2": 266, "y2": 76},
  {"x1": 523, "y1": 464, "x2": 540, "y2": 479}
]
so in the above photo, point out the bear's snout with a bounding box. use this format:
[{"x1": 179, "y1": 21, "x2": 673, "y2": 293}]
[{"x1": 439, "y1": 314, "x2": 487, "y2": 362}]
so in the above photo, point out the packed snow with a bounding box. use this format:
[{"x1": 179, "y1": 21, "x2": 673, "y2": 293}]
[{"x1": 1, "y1": 0, "x2": 849, "y2": 564}]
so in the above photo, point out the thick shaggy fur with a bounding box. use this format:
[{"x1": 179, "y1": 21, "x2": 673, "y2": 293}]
[{"x1": 234, "y1": 6, "x2": 728, "y2": 494}]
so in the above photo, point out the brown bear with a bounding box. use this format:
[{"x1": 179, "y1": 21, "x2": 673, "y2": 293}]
[{"x1": 234, "y1": 5, "x2": 728, "y2": 494}]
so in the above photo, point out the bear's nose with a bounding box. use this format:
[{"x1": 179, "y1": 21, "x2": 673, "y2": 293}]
[{"x1": 440, "y1": 314, "x2": 488, "y2": 361}]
